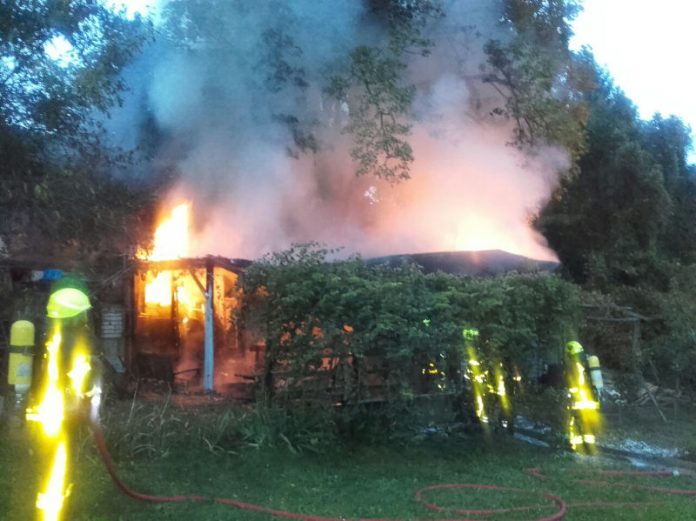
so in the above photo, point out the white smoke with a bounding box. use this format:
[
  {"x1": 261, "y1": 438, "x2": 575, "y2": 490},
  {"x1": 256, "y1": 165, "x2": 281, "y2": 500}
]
[{"x1": 112, "y1": 0, "x2": 568, "y2": 261}]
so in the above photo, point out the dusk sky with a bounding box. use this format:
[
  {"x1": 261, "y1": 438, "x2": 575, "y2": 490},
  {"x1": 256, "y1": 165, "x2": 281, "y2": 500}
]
[{"x1": 571, "y1": 0, "x2": 695, "y2": 161}]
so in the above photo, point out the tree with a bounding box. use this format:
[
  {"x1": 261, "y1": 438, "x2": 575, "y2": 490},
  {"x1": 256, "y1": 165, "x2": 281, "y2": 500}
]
[
  {"x1": 0, "y1": 1, "x2": 152, "y2": 262},
  {"x1": 156, "y1": 0, "x2": 591, "y2": 183},
  {"x1": 536, "y1": 68, "x2": 672, "y2": 289},
  {"x1": 641, "y1": 115, "x2": 696, "y2": 263},
  {"x1": 535, "y1": 56, "x2": 696, "y2": 394},
  {"x1": 161, "y1": 0, "x2": 442, "y2": 182},
  {"x1": 483, "y1": 0, "x2": 590, "y2": 162},
  {"x1": 326, "y1": 0, "x2": 442, "y2": 181},
  {"x1": 326, "y1": 45, "x2": 417, "y2": 182}
]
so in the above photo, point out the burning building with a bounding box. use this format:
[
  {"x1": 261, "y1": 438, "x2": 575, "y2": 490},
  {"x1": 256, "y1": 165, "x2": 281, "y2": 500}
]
[
  {"x1": 129, "y1": 203, "x2": 257, "y2": 395},
  {"x1": 131, "y1": 256, "x2": 252, "y2": 393},
  {"x1": 124, "y1": 202, "x2": 562, "y2": 397}
]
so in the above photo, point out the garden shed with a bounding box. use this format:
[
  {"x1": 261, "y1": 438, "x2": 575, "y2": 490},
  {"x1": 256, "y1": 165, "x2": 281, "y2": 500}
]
[{"x1": 130, "y1": 256, "x2": 257, "y2": 394}]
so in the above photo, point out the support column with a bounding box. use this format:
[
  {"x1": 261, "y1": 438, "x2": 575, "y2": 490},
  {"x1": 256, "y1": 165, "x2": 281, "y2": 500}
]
[{"x1": 204, "y1": 266, "x2": 214, "y2": 393}]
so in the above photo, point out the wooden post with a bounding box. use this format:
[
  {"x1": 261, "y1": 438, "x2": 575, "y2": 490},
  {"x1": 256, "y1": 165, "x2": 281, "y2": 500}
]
[{"x1": 204, "y1": 264, "x2": 214, "y2": 393}]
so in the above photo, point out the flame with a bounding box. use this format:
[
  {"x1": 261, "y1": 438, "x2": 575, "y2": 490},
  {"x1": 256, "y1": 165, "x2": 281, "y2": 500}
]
[
  {"x1": 149, "y1": 202, "x2": 190, "y2": 261},
  {"x1": 145, "y1": 271, "x2": 173, "y2": 307},
  {"x1": 448, "y1": 217, "x2": 528, "y2": 255},
  {"x1": 140, "y1": 202, "x2": 192, "y2": 308}
]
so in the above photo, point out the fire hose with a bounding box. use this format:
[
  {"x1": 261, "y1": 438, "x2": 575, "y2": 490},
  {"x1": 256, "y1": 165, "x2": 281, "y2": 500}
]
[{"x1": 91, "y1": 423, "x2": 695, "y2": 521}]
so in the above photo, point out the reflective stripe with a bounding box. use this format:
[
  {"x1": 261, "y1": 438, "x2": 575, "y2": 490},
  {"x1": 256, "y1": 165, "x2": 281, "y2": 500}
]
[{"x1": 572, "y1": 399, "x2": 599, "y2": 410}]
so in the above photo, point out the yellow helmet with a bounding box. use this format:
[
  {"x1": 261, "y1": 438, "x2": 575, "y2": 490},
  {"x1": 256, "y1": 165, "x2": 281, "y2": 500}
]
[
  {"x1": 47, "y1": 288, "x2": 91, "y2": 319},
  {"x1": 462, "y1": 327, "x2": 479, "y2": 341},
  {"x1": 566, "y1": 340, "x2": 584, "y2": 355}
]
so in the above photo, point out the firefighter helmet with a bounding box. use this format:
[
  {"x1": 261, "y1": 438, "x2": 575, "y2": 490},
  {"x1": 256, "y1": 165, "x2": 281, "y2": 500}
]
[
  {"x1": 566, "y1": 340, "x2": 584, "y2": 355},
  {"x1": 462, "y1": 327, "x2": 479, "y2": 341},
  {"x1": 47, "y1": 288, "x2": 92, "y2": 319}
]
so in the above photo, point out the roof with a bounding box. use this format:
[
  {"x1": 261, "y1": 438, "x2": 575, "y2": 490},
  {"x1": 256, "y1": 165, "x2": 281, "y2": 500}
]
[
  {"x1": 366, "y1": 250, "x2": 559, "y2": 277},
  {"x1": 134, "y1": 255, "x2": 251, "y2": 274}
]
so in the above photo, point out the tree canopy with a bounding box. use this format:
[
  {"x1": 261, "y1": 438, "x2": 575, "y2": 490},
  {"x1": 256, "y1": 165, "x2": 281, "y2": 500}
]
[
  {"x1": 0, "y1": 0, "x2": 152, "y2": 264},
  {"x1": 535, "y1": 56, "x2": 696, "y2": 389}
]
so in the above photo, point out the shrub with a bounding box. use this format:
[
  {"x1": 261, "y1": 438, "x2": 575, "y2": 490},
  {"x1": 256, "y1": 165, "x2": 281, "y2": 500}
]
[{"x1": 240, "y1": 245, "x2": 582, "y2": 441}]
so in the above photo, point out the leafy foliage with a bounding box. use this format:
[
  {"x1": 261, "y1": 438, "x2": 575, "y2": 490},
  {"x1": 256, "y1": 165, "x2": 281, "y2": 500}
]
[
  {"x1": 535, "y1": 58, "x2": 696, "y2": 393},
  {"x1": 483, "y1": 0, "x2": 590, "y2": 162},
  {"x1": 326, "y1": 0, "x2": 442, "y2": 181},
  {"x1": 327, "y1": 46, "x2": 416, "y2": 181},
  {"x1": 0, "y1": 1, "x2": 149, "y2": 134},
  {"x1": 648, "y1": 265, "x2": 696, "y2": 396},
  {"x1": 0, "y1": 1, "x2": 153, "y2": 262},
  {"x1": 537, "y1": 70, "x2": 673, "y2": 290},
  {"x1": 241, "y1": 245, "x2": 581, "y2": 438}
]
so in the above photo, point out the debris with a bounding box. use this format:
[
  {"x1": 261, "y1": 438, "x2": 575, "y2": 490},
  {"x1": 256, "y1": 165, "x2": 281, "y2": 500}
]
[
  {"x1": 603, "y1": 438, "x2": 683, "y2": 459},
  {"x1": 514, "y1": 432, "x2": 550, "y2": 447},
  {"x1": 634, "y1": 382, "x2": 683, "y2": 407}
]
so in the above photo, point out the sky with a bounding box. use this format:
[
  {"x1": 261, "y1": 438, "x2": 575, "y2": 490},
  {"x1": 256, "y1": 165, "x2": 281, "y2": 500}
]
[{"x1": 570, "y1": 0, "x2": 696, "y2": 162}]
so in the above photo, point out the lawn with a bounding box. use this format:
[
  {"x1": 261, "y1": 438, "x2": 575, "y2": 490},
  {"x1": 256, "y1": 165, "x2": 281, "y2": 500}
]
[{"x1": 1, "y1": 398, "x2": 695, "y2": 521}]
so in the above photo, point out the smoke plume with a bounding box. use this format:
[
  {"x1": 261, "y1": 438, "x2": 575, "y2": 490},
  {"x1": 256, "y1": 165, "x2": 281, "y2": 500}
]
[{"x1": 112, "y1": 0, "x2": 568, "y2": 261}]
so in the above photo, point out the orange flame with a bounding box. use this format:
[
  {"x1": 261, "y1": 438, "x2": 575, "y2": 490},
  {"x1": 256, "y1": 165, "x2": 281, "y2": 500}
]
[
  {"x1": 449, "y1": 218, "x2": 520, "y2": 253},
  {"x1": 140, "y1": 203, "x2": 192, "y2": 307},
  {"x1": 149, "y1": 202, "x2": 190, "y2": 261}
]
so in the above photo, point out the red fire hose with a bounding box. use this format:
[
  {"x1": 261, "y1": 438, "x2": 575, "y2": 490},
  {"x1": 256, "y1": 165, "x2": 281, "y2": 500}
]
[{"x1": 91, "y1": 425, "x2": 694, "y2": 521}]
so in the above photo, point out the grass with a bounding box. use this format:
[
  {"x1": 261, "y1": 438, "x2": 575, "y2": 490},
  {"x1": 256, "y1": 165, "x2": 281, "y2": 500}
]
[{"x1": 1, "y1": 397, "x2": 695, "y2": 521}]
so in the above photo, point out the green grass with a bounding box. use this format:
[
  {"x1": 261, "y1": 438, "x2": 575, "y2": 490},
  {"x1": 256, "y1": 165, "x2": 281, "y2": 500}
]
[{"x1": 1, "y1": 399, "x2": 695, "y2": 521}]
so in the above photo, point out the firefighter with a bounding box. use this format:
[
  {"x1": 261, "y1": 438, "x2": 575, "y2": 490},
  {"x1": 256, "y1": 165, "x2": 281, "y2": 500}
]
[
  {"x1": 44, "y1": 286, "x2": 101, "y2": 421},
  {"x1": 24, "y1": 286, "x2": 99, "y2": 520},
  {"x1": 460, "y1": 328, "x2": 513, "y2": 433},
  {"x1": 420, "y1": 318, "x2": 449, "y2": 393},
  {"x1": 564, "y1": 340, "x2": 600, "y2": 453}
]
